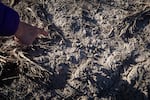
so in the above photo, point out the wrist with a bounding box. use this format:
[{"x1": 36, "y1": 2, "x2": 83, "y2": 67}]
[{"x1": 15, "y1": 21, "x2": 23, "y2": 38}]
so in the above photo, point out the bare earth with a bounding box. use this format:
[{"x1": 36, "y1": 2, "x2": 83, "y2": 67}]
[{"x1": 0, "y1": 0, "x2": 150, "y2": 100}]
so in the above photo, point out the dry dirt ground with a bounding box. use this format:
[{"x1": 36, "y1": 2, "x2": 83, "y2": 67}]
[{"x1": 0, "y1": 0, "x2": 150, "y2": 100}]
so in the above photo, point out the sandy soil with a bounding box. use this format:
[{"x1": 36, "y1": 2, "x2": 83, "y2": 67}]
[{"x1": 0, "y1": 0, "x2": 150, "y2": 100}]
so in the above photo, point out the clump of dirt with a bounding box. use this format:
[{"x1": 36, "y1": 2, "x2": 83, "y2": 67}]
[{"x1": 0, "y1": 0, "x2": 150, "y2": 100}]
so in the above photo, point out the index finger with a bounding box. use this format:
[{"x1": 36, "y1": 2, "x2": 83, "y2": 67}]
[{"x1": 38, "y1": 29, "x2": 48, "y2": 36}]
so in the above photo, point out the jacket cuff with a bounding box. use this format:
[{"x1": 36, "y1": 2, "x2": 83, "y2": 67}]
[
  {"x1": 3, "y1": 8, "x2": 20, "y2": 36},
  {"x1": 0, "y1": 3, "x2": 20, "y2": 36}
]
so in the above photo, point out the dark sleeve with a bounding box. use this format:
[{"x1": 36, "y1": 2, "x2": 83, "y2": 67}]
[{"x1": 0, "y1": 3, "x2": 19, "y2": 36}]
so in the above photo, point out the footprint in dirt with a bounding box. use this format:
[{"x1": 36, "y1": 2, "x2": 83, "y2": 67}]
[
  {"x1": 95, "y1": 51, "x2": 148, "y2": 99},
  {"x1": 121, "y1": 9, "x2": 150, "y2": 42},
  {"x1": 0, "y1": 62, "x2": 19, "y2": 87},
  {"x1": 51, "y1": 63, "x2": 70, "y2": 89}
]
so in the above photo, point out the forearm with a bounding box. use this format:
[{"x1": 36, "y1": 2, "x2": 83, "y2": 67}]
[{"x1": 0, "y1": 3, "x2": 20, "y2": 36}]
